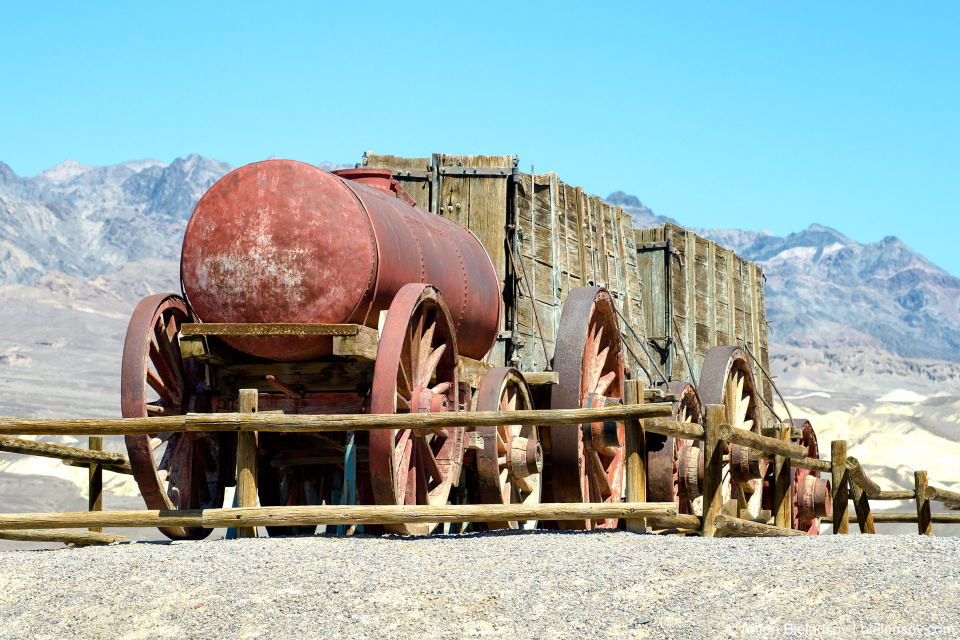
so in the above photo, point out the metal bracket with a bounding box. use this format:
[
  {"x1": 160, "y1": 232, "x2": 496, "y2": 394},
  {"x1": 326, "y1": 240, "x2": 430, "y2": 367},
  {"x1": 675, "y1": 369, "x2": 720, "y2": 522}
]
[{"x1": 437, "y1": 167, "x2": 519, "y2": 177}]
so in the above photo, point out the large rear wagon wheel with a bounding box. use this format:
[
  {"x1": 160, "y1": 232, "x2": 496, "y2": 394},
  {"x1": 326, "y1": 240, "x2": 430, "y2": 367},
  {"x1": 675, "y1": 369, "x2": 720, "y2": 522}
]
[
  {"x1": 121, "y1": 293, "x2": 231, "y2": 540},
  {"x1": 549, "y1": 287, "x2": 626, "y2": 530},
  {"x1": 369, "y1": 284, "x2": 463, "y2": 535}
]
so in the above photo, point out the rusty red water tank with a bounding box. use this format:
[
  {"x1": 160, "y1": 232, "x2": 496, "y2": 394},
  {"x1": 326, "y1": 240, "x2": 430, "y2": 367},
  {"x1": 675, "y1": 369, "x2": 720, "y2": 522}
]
[{"x1": 180, "y1": 160, "x2": 502, "y2": 361}]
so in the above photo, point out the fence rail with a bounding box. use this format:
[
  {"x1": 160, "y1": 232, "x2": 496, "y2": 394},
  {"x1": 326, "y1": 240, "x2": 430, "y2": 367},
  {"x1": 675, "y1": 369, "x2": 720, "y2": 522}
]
[{"x1": 0, "y1": 388, "x2": 956, "y2": 544}]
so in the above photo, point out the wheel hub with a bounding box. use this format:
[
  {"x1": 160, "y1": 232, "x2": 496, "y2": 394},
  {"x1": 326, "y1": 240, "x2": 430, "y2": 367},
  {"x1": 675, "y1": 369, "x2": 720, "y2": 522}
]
[
  {"x1": 678, "y1": 443, "x2": 703, "y2": 500},
  {"x1": 799, "y1": 475, "x2": 832, "y2": 522},
  {"x1": 509, "y1": 437, "x2": 543, "y2": 478},
  {"x1": 729, "y1": 444, "x2": 763, "y2": 483},
  {"x1": 411, "y1": 386, "x2": 449, "y2": 413}
]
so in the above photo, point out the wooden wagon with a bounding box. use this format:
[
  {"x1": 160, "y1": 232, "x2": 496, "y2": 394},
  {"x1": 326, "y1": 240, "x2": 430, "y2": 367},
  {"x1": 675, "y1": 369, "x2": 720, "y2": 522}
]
[{"x1": 118, "y1": 153, "x2": 828, "y2": 540}]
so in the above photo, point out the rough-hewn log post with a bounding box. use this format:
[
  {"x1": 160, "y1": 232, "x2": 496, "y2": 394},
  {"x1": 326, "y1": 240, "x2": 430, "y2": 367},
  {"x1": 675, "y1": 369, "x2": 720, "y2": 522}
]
[
  {"x1": 714, "y1": 514, "x2": 806, "y2": 537},
  {"x1": 773, "y1": 424, "x2": 792, "y2": 529},
  {"x1": 235, "y1": 389, "x2": 259, "y2": 538},
  {"x1": 831, "y1": 441, "x2": 849, "y2": 534},
  {"x1": 915, "y1": 470, "x2": 931, "y2": 536},
  {"x1": 701, "y1": 404, "x2": 725, "y2": 537},
  {"x1": 624, "y1": 380, "x2": 647, "y2": 533},
  {"x1": 0, "y1": 529, "x2": 127, "y2": 546},
  {"x1": 847, "y1": 474, "x2": 876, "y2": 534},
  {"x1": 88, "y1": 436, "x2": 103, "y2": 533}
]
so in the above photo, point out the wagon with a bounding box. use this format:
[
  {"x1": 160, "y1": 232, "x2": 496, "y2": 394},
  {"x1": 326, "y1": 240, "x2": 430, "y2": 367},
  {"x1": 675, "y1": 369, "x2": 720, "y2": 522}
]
[{"x1": 120, "y1": 153, "x2": 830, "y2": 539}]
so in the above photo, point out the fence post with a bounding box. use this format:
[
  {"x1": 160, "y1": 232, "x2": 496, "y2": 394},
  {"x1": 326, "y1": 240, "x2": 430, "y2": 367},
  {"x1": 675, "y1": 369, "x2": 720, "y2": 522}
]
[
  {"x1": 847, "y1": 474, "x2": 876, "y2": 534},
  {"x1": 624, "y1": 380, "x2": 647, "y2": 533},
  {"x1": 88, "y1": 436, "x2": 103, "y2": 533},
  {"x1": 831, "y1": 440, "x2": 849, "y2": 534},
  {"x1": 235, "y1": 389, "x2": 259, "y2": 538},
  {"x1": 701, "y1": 404, "x2": 725, "y2": 537},
  {"x1": 915, "y1": 470, "x2": 932, "y2": 536},
  {"x1": 773, "y1": 424, "x2": 792, "y2": 529}
]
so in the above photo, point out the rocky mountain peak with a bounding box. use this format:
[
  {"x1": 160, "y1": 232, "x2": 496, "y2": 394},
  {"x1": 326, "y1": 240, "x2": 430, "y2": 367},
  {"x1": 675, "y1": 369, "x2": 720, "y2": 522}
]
[
  {"x1": 0, "y1": 155, "x2": 233, "y2": 286},
  {"x1": 36, "y1": 159, "x2": 93, "y2": 183}
]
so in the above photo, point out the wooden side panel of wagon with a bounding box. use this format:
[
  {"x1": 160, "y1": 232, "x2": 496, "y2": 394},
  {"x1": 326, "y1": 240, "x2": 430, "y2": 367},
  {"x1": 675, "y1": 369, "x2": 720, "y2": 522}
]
[
  {"x1": 363, "y1": 152, "x2": 646, "y2": 378},
  {"x1": 634, "y1": 223, "x2": 772, "y2": 404}
]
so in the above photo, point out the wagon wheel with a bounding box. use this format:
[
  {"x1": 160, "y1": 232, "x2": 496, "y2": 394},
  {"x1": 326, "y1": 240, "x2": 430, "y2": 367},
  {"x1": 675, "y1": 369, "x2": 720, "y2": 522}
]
[
  {"x1": 369, "y1": 284, "x2": 463, "y2": 535},
  {"x1": 474, "y1": 367, "x2": 542, "y2": 530},
  {"x1": 550, "y1": 287, "x2": 626, "y2": 530},
  {"x1": 788, "y1": 418, "x2": 830, "y2": 534},
  {"x1": 698, "y1": 345, "x2": 767, "y2": 519},
  {"x1": 647, "y1": 381, "x2": 702, "y2": 520},
  {"x1": 121, "y1": 293, "x2": 230, "y2": 541}
]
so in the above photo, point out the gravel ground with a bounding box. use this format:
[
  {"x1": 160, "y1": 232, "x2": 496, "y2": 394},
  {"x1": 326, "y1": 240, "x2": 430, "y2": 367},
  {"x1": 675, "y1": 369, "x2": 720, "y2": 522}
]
[{"x1": 0, "y1": 531, "x2": 958, "y2": 640}]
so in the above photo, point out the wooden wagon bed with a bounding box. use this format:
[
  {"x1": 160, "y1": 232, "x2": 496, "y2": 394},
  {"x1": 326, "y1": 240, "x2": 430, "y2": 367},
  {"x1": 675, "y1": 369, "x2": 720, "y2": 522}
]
[{"x1": 363, "y1": 152, "x2": 772, "y2": 404}]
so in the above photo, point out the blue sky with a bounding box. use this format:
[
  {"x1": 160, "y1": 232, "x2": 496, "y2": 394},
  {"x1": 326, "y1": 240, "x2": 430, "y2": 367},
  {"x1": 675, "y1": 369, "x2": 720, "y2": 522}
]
[{"x1": 2, "y1": 2, "x2": 958, "y2": 274}]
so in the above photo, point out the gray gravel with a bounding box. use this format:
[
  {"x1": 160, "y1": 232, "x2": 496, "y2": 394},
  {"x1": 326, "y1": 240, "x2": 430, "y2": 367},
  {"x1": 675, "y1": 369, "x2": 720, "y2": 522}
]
[{"x1": 1, "y1": 531, "x2": 958, "y2": 639}]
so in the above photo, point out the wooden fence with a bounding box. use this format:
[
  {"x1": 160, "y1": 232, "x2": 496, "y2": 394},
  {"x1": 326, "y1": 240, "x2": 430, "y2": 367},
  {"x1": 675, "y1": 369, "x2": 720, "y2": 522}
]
[{"x1": 0, "y1": 385, "x2": 957, "y2": 545}]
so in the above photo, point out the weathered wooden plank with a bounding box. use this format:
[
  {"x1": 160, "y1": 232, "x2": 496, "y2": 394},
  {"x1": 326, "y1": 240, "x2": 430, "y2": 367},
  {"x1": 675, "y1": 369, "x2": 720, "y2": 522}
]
[
  {"x1": 181, "y1": 323, "x2": 362, "y2": 337},
  {"x1": 363, "y1": 154, "x2": 433, "y2": 211},
  {"x1": 0, "y1": 404, "x2": 675, "y2": 436},
  {"x1": 701, "y1": 404, "x2": 726, "y2": 537},
  {"x1": 714, "y1": 514, "x2": 806, "y2": 537},
  {"x1": 0, "y1": 435, "x2": 131, "y2": 469},
  {"x1": 0, "y1": 529, "x2": 129, "y2": 545},
  {"x1": 624, "y1": 380, "x2": 647, "y2": 533},
  {"x1": 235, "y1": 389, "x2": 258, "y2": 538},
  {"x1": 0, "y1": 502, "x2": 679, "y2": 530},
  {"x1": 434, "y1": 154, "x2": 513, "y2": 287},
  {"x1": 916, "y1": 470, "x2": 932, "y2": 535},
  {"x1": 832, "y1": 440, "x2": 849, "y2": 534},
  {"x1": 88, "y1": 436, "x2": 103, "y2": 534},
  {"x1": 848, "y1": 473, "x2": 877, "y2": 534}
]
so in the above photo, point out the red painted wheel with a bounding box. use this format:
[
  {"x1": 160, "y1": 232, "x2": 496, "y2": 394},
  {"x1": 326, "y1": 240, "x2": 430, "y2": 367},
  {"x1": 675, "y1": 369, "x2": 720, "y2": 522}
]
[
  {"x1": 698, "y1": 345, "x2": 767, "y2": 519},
  {"x1": 788, "y1": 419, "x2": 830, "y2": 534},
  {"x1": 550, "y1": 287, "x2": 626, "y2": 530},
  {"x1": 121, "y1": 293, "x2": 231, "y2": 540},
  {"x1": 647, "y1": 381, "x2": 703, "y2": 520},
  {"x1": 369, "y1": 284, "x2": 463, "y2": 535},
  {"x1": 474, "y1": 367, "x2": 542, "y2": 530}
]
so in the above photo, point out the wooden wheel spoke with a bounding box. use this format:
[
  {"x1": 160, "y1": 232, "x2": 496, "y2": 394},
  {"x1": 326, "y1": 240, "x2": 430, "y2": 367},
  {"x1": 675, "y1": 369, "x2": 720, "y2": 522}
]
[
  {"x1": 398, "y1": 354, "x2": 413, "y2": 398},
  {"x1": 146, "y1": 404, "x2": 180, "y2": 416},
  {"x1": 419, "y1": 341, "x2": 445, "y2": 388},
  {"x1": 413, "y1": 317, "x2": 434, "y2": 385},
  {"x1": 416, "y1": 437, "x2": 443, "y2": 484},
  {"x1": 592, "y1": 345, "x2": 610, "y2": 384},
  {"x1": 506, "y1": 387, "x2": 517, "y2": 411},
  {"x1": 397, "y1": 435, "x2": 414, "y2": 499},
  {"x1": 595, "y1": 370, "x2": 617, "y2": 397},
  {"x1": 153, "y1": 317, "x2": 184, "y2": 387},
  {"x1": 395, "y1": 428, "x2": 412, "y2": 455},
  {"x1": 588, "y1": 449, "x2": 613, "y2": 497},
  {"x1": 736, "y1": 387, "x2": 750, "y2": 430},
  {"x1": 413, "y1": 446, "x2": 429, "y2": 504},
  {"x1": 147, "y1": 369, "x2": 180, "y2": 407},
  {"x1": 395, "y1": 393, "x2": 411, "y2": 411},
  {"x1": 148, "y1": 339, "x2": 182, "y2": 395}
]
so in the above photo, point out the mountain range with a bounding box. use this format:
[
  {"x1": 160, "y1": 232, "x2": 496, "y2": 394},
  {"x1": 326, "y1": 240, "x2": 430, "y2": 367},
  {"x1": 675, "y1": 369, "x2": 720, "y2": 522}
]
[{"x1": 608, "y1": 191, "x2": 960, "y2": 363}]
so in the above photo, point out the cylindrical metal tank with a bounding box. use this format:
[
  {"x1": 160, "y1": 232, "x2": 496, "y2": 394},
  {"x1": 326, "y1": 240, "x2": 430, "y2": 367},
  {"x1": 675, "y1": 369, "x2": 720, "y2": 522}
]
[{"x1": 180, "y1": 159, "x2": 503, "y2": 361}]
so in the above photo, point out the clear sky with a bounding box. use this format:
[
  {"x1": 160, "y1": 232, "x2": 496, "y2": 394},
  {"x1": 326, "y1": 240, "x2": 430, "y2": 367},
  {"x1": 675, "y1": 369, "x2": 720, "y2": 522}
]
[{"x1": 2, "y1": 2, "x2": 958, "y2": 275}]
